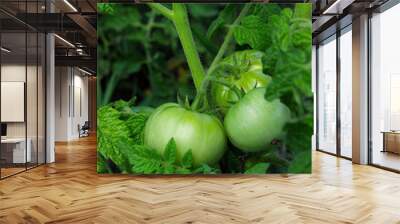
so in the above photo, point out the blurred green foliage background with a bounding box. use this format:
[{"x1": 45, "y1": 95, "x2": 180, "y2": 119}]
[{"x1": 98, "y1": 4, "x2": 244, "y2": 107}]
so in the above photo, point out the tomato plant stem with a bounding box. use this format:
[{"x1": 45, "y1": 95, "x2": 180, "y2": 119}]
[
  {"x1": 147, "y1": 3, "x2": 174, "y2": 20},
  {"x1": 147, "y1": 3, "x2": 206, "y2": 93},
  {"x1": 172, "y1": 4, "x2": 206, "y2": 92},
  {"x1": 206, "y1": 4, "x2": 251, "y2": 77},
  {"x1": 148, "y1": 4, "x2": 249, "y2": 112},
  {"x1": 192, "y1": 4, "x2": 251, "y2": 111}
]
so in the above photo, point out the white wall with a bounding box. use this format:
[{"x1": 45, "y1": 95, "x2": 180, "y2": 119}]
[
  {"x1": 55, "y1": 66, "x2": 89, "y2": 141},
  {"x1": 55, "y1": 66, "x2": 69, "y2": 141}
]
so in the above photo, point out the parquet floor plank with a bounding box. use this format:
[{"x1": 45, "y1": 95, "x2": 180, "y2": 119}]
[{"x1": 0, "y1": 135, "x2": 399, "y2": 223}]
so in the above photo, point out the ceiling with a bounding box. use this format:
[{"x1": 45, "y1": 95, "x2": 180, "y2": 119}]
[
  {"x1": 0, "y1": 0, "x2": 97, "y2": 74},
  {"x1": 312, "y1": 0, "x2": 391, "y2": 43},
  {"x1": 1, "y1": 0, "x2": 395, "y2": 74}
]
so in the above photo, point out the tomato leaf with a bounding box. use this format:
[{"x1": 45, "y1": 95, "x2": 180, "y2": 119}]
[
  {"x1": 125, "y1": 112, "x2": 150, "y2": 145},
  {"x1": 163, "y1": 164, "x2": 176, "y2": 174},
  {"x1": 244, "y1": 162, "x2": 270, "y2": 174},
  {"x1": 98, "y1": 105, "x2": 135, "y2": 173},
  {"x1": 164, "y1": 138, "x2": 177, "y2": 164},
  {"x1": 181, "y1": 149, "x2": 193, "y2": 168},
  {"x1": 97, "y1": 152, "x2": 113, "y2": 174},
  {"x1": 193, "y1": 164, "x2": 221, "y2": 174},
  {"x1": 234, "y1": 15, "x2": 271, "y2": 50},
  {"x1": 129, "y1": 145, "x2": 164, "y2": 174}
]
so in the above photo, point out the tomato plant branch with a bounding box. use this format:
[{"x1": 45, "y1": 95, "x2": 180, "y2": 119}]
[
  {"x1": 149, "y1": 3, "x2": 206, "y2": 95},
  {"x1": 206, "y1": 4, "x2": 251, "y2": 77},
  {"x1": 147, "y1": 3, "x2": 174, "y2": 20},
  {"x1": 172, "y1": 4, "x2": 206, "y2": 92},
  {"x1": 191, "y1": 4, "x2": 250, "y2": 111}
]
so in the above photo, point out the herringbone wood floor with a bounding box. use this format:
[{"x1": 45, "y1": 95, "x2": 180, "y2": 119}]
[{"x1": 0, "y1": 135, "x2": 400, "y2": 224}]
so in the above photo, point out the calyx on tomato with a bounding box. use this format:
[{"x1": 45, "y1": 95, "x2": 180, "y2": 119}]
[
  {"x1": 144, "y1": 103, "x2": 227, "y2": 166},
  {"x1": 211, "y1": 50, "x2": 271, "y2": 114}
]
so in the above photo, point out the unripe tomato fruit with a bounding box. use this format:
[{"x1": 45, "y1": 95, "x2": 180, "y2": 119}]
[
  {"x1": 144, "y1": 103, "x2": 227, "y2": 166},
  {"x1": 224, "y1": 88, "x2": 290, "y2": 152},
  {"x1": 211, "y1": 50, "x2": 271, "y2": 114}
]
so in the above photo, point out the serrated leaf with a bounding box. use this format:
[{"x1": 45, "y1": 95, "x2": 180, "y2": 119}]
[
  {"x1": 244, "y1": 162, "x2": 270, "y2": 174},
  {"x1": 163, "y1": 164, "x2": 176, "y2": 174},
  {"x1": 249, "y1": 4, "x2": 281, "y2": 21},
  {"x1": 97, "y1": 152, "x2": 112, "y2": 174},
  {"x1": 164, "y1": 138, "x2": 177, "y2": 164},
  {"x1": 97, "y1": 105, "x2": 135, "y2": 172},
  {"x1": 234, "y1": 15, "x2": 271, "y2": 50},
  {"x1": 193, "y1": 164, "x2": 221, "y2": 174},
  {"x1": 125, "y1": 112, "x2": 151, "y2": 144},
  {"x1": 128, "y1": 145, "x2": 164, "y2": 174},
  {"x1": 181, "y1": 149, "x2": 193, "y2": 168}
]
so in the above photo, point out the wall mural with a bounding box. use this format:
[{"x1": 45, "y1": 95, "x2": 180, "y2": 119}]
[{"x1": 97, "y1": 3, "x2": 313, "y2": 174}]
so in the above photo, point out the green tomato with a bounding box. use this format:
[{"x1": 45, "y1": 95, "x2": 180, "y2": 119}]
[
  {"x1": 224, "y1": 88, "x2": 290, "y2": 152},
  {"x1": 144, "y1": 103, "x2": 227, "y2": 166},
  {"x1": 212, "y1": 50, "x2": 271, "y2": 114}
]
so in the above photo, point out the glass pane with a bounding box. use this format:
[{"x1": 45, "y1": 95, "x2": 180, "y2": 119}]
[
  {"x1": 318, "y1": 36, "x2": 337, "y2": 154},
  {"x1": 340, "y1": 28, "x2": 352, "y2": 158},
  {"x1": 1, "y1": 30, "x2": 27, "y2": 177},
  {"x1": 27, "y1": 30, "x2": 38, "y2": 169},
  {"x1": 26, "y1": 0, "x2": 38, "y2": 169},
  {"x1": 38, "y1": 32, "x2": 45, "y2": 165},
  {"x1": 371, "y1": 5, "x2": 400, "y2": 171}
]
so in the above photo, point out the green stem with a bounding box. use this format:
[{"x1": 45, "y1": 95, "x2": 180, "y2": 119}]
[
  {"x1": 172, "y1": 3, "x2": 206, "y2": 92},
  {"x1": 192, "y1": 4, "x2": 250, "y2": 110},
  {"x1": 147, "y1": 3, "x2": 173, "y2": 20},
  {"x1": 206, "y1": 4, "x2": 251, "y2": 77}
]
